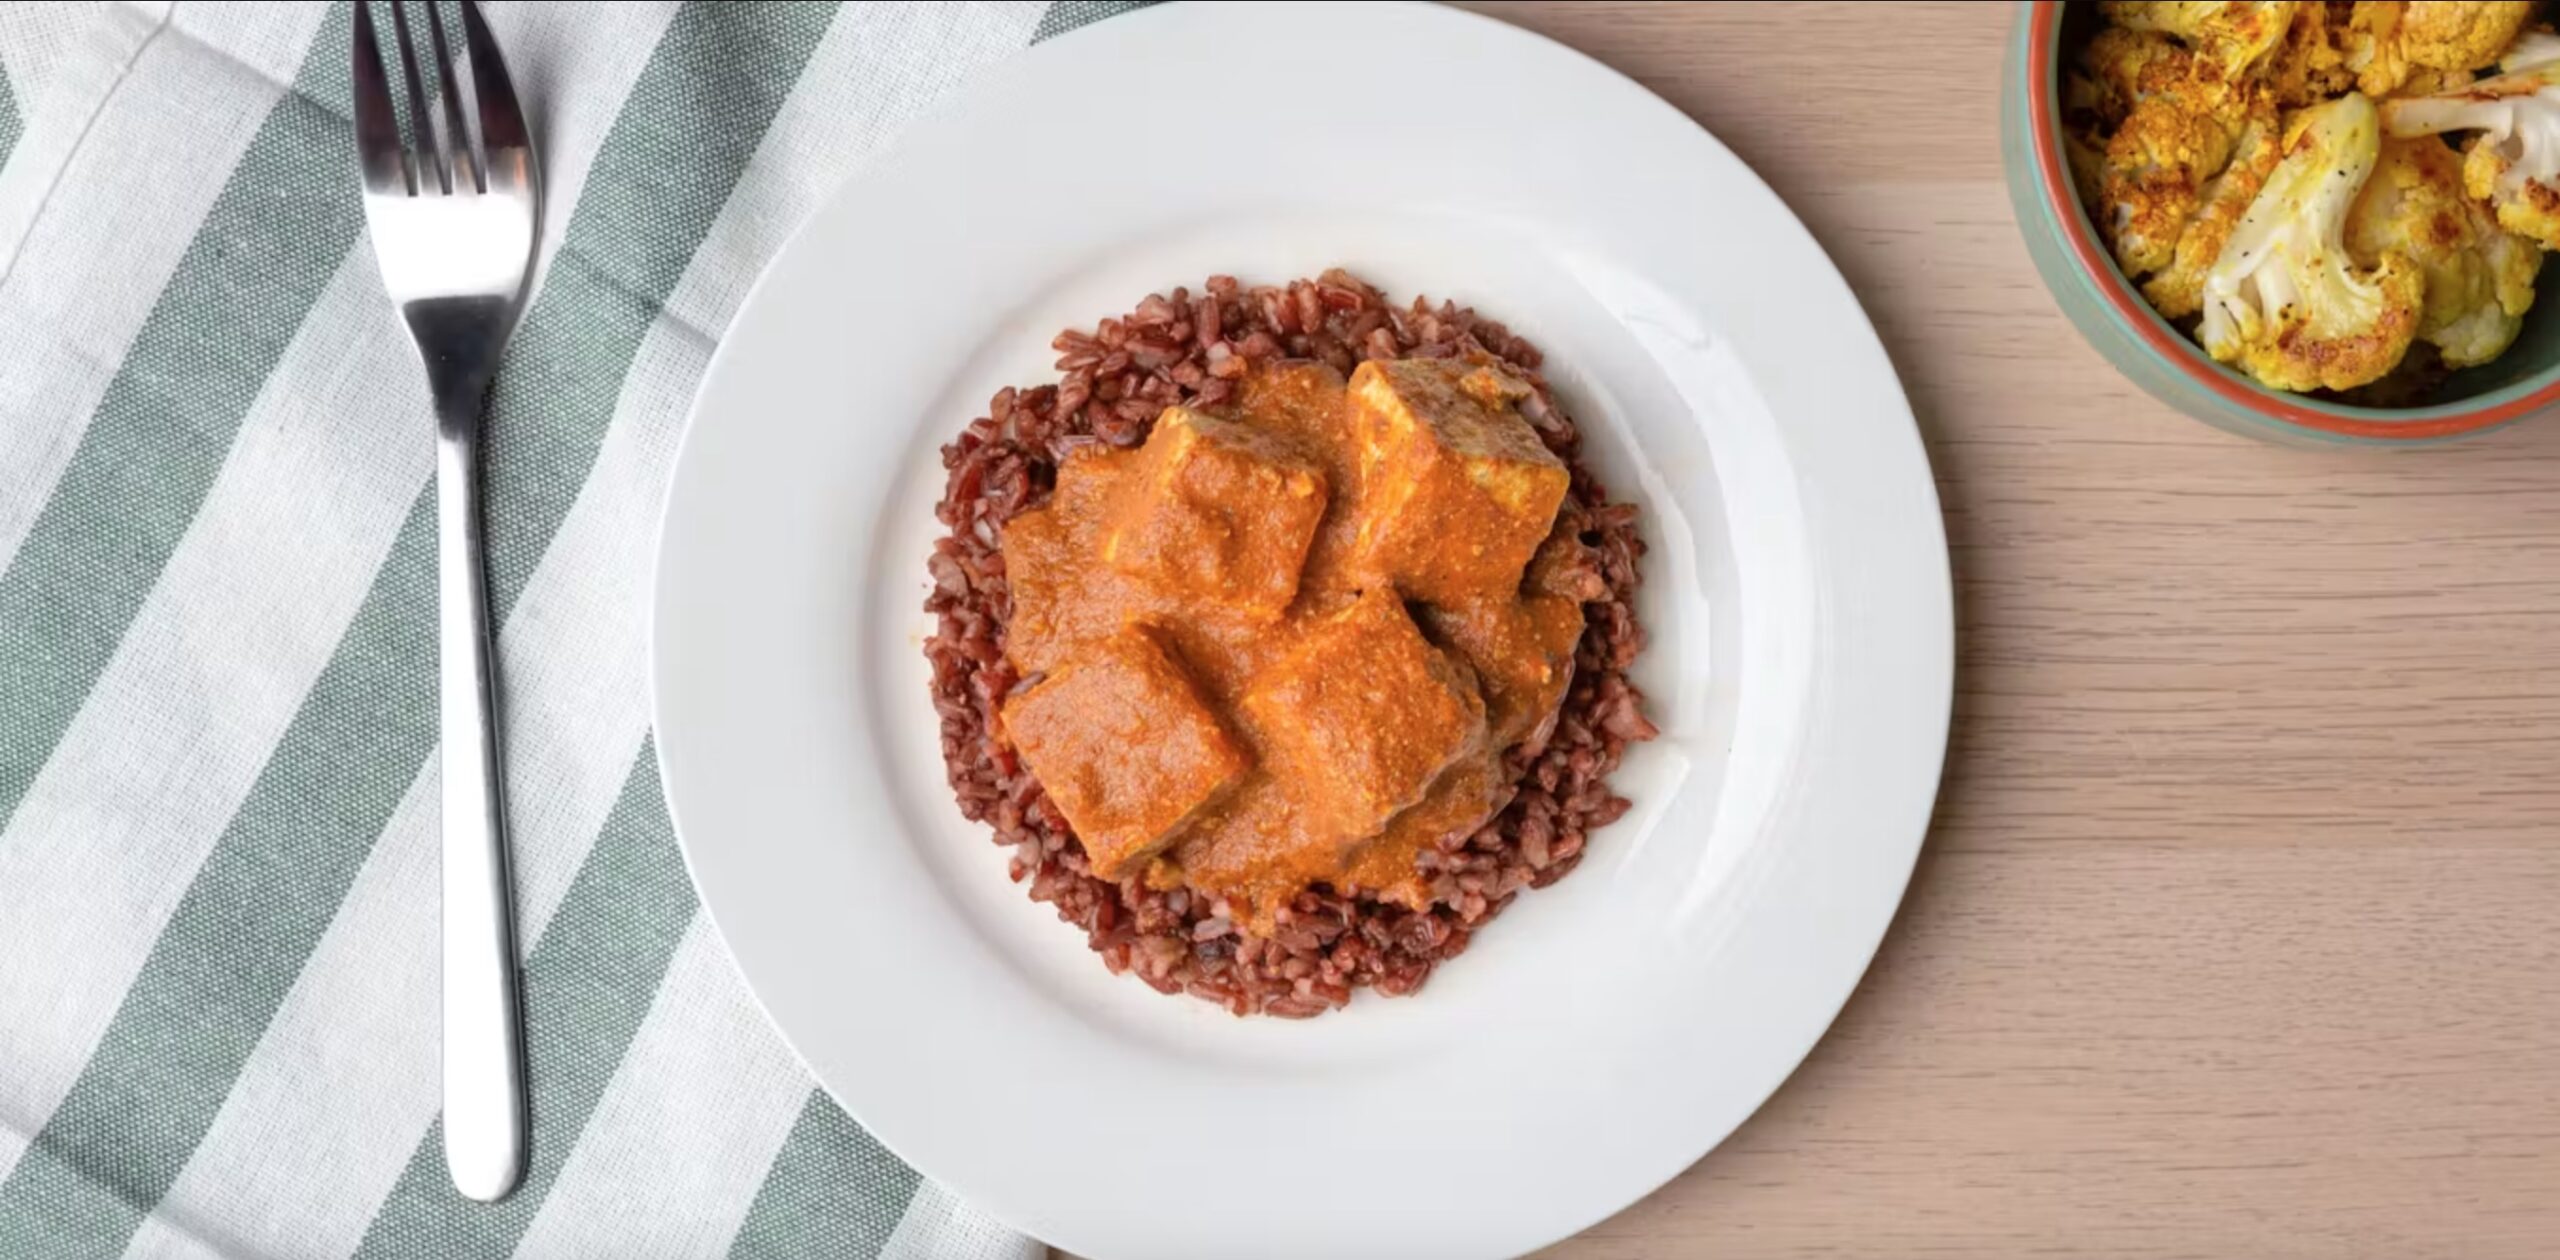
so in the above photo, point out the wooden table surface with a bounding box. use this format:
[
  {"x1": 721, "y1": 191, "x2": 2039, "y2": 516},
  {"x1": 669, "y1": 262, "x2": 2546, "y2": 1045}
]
[{"x1": 1438, "y1": 3, "x2": 2558, "y2": 1257}]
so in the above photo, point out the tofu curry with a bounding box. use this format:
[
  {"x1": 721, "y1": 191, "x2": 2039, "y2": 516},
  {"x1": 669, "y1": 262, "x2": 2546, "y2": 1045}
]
[{"x1": 998, "y1": 355, "x2": 1588, "y2": 927}]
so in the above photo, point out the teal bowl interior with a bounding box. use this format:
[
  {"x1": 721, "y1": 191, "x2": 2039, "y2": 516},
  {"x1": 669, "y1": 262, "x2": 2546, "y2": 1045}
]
[{"x1": 2004, "y1": 0, "x2": 2560, "y2": 442}]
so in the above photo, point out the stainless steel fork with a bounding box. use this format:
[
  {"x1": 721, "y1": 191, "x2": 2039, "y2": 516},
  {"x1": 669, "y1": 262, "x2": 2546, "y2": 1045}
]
[{"x1": 352, "y1": 0, "x2": 541, "y2": 1203}]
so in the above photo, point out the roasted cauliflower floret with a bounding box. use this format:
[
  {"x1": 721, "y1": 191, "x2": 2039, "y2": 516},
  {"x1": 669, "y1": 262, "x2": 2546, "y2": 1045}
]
[
  {"x1": 2142, "y1": 109, "x2": 2286, "y2": 316},
  {"x1": 2103, "y1": 81, "x2": 2282, "y2": 277},
  {"x1": 2393, "y1": 0, "x2": 2536, "y2": 69},
  {"x1": 2081, "y1": 26, "x2": 2191, "y2": 126},
  {"x1": 2086, "y1": 29, "x2": 2284, "y2": 277},
  {"x1": 2103, "y1": 1, "x2": 2295, "y2": 78},
  {"x1": 2199, "y1": 93, "x2": 2424, "y2": 391},
  {"x1": 2383, "y1": 61, "x2": 2560, "y2": 249},
  {"x1": 2498, "y1": 25, "x2": 2560, "y2": 71},
  {"x1": 2267, "y1": 0, "x2": 2358, "y2": 105},
  {"x1": 2347, "y1": 135, "x2": 2542, "y2": 365},
  {"x1": 2342, "y1": 1, "x2": 2536, "y2": 96}
]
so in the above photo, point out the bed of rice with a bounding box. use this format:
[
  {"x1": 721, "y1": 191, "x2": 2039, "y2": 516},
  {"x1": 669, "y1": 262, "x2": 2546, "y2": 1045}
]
[{"x1": 924, "y1": 269, "x2": 1655, "y2": 1017}]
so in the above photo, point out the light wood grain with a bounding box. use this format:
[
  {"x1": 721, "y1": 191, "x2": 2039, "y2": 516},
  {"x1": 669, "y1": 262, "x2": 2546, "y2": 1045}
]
[{"x1": 1066, "y1": 3, "x2": 2560, "y2": 1256}]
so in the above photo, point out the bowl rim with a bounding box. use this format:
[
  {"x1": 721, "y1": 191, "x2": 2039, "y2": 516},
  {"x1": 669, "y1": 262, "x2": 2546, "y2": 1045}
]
[{"x1": 2022, "y1": 0, "x2": 2560, "y2": 440}]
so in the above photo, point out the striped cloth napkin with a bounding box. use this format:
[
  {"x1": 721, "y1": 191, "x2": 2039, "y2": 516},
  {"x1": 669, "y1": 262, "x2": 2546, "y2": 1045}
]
[{"x1": 0, "y1": 2, "x2": 1140, "y2": 1256}]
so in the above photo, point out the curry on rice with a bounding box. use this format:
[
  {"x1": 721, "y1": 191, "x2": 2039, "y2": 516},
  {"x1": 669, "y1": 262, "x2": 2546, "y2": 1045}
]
[
  {"x1": 999, "y1": 354, "x2": 1589, "y2": 928},
  {"x1": 924, "y1": 270, "x2": 1656, "y2": 1016}
]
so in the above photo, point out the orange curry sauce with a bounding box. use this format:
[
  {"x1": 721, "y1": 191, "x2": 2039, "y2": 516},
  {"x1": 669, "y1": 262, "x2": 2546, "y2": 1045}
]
[{"x1": 997, "y1": 357, "x2": 1589, "y2": 928}]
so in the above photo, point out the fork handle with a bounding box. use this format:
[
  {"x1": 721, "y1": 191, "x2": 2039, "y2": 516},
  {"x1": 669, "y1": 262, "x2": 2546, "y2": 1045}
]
[{"x1": 434, "y1": 396, "x2": 528, "y2": 1202}]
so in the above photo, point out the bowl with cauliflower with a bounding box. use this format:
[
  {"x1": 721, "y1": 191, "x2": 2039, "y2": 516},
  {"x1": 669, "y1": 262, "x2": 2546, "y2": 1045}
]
[{"x1": 2005, "y1": 0, "x2": 2560, "y2": 442}]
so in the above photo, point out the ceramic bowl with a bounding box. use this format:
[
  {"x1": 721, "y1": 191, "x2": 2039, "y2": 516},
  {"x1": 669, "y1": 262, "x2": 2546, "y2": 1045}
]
[{"x1": 2002, "y1": 0, "x2": 2560, "y2": 445}]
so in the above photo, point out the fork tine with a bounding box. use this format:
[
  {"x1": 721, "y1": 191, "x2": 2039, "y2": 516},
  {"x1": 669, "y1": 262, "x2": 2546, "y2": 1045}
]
[
  {"x1": 387, "y1": 0, "x2": 448, "y2": 194},
  {"x1": 421, "y1": 1, "x2": 481, "y2": 194},
  {"x1": 351, "y1": 1, "x2": 411, "y2": 195},
  {"x1": 458, "y1": 0, "x2": 532, "y2": 189}
]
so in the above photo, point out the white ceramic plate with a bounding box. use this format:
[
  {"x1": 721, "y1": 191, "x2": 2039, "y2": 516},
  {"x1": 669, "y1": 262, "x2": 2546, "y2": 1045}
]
[{"x1": 652, "y1": 4, "x2": 1950, "y2": 1257}]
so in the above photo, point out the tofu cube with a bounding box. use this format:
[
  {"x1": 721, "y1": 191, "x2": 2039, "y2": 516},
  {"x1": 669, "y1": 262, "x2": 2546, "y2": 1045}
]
[
  {"x1": 1102, "y1": 407, "x2": 1328, "y2": 618},
  {"x1": 998, "y1": 445, "x2": 1135, "y2": 675},
  {"x1": 1347, "y1": 358, "x2": 1570, "y2": 604},
  {"x1": 995, "y1": 504, "x2": 1072, "y2": 674},
  {"x1": 1001, "y1": 627, "x2": 1249, "y2": 879},
  {"x1": 1239, "y1": 588, "x2": 1487, "y2": 840},
  {"x1": 1417, "y1": 592, "x2": 1584, "y2": 746}
]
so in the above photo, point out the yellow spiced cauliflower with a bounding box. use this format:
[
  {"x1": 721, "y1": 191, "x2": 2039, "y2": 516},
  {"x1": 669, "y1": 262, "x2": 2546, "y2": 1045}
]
[
  {"x1": 2347, "y1": 133, "x2": 2542, "y2": 365},
  {"x1": 2341, "y1": 1, "x2": 2538, "y2": 96},
  {"x1": 2498, "y1": 25, "x2": 2560, "y2": 71},
  {"x1": 2267, "y1": 0, "x2": 2358, "y2": 105},
  {"x1": 2198, "y1": 94, "x2": 2424, "y2": 391},
  {"x1": 2103, "y1": 2, "x2": 2296, "y2": 78},
  {"x1": 2384, "y1": 60, "x2": 2560, "y2": 249},
  {"x1": 2072, "y1": 0, "x2": 2557, "y2": 397},
  {"x1": 2085, "y1": 28, "x2": 2284, "y2": 284}
]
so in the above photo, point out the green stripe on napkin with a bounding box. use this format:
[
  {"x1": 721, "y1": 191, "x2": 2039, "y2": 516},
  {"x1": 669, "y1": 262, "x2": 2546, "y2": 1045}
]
[
  {"x1": 0, "y1": 67, "x2": 21, "y2": 169},
  {"x1": 0, "y1": 2, "x2": 362, "y2": 830}
]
